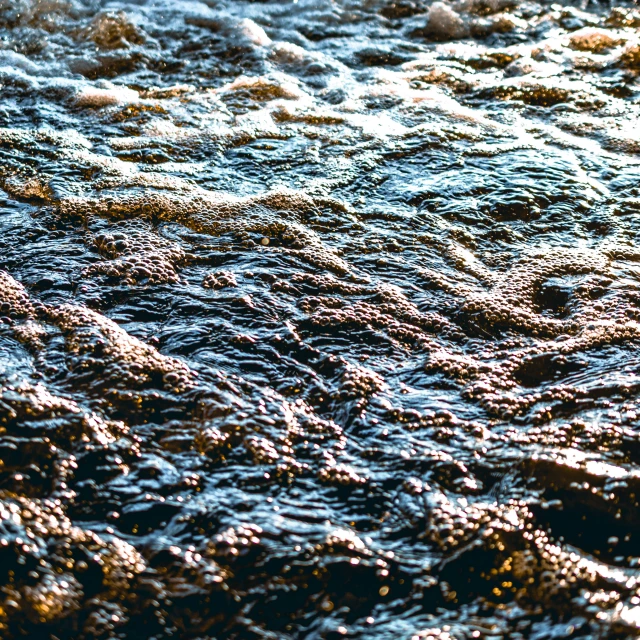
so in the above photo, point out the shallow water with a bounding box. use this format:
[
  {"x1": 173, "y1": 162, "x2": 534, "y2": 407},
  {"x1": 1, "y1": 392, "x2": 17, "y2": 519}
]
[{"x1": 1, "y1": 0, "x2": 640, "y2": 637}]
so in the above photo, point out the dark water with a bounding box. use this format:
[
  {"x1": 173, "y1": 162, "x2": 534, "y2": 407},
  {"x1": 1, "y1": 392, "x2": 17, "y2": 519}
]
[{"x1": 1, "y1": 0, "x2": 640, "y2": 637}]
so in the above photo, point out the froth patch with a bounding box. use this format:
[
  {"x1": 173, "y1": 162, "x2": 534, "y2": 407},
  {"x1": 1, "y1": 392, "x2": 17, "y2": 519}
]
[
  {"x1": 74, "y1": 84, "x2": 139, "y2": 108},
  {"x1": 60, "y1": 186, "x2": 350, "y2": 273},
  {"x1": 238, "y1": 18, "x2": 271, "y2": 47},
  {"x1": 219, "y1": 74, "x2": 307, "y2": 102},
  {"x1": 426, "y1": 2, "x2": 467, "y2": 39},
  {"x1": 0, "y1": 271, "x2": 46, "y2": 347},
  {"x1": 0, "y1": 271, "x2": 38, "y2": 320},
  {"x1": 82, "y1": 10, "x2": 145, "y2": 50},
  {"x1": 0, "y1": 498, "x2": 146, "y2": 635},
  {"x1": 84, "y1": 219, "x2": 187, "y2": 286},
  {"x1": 49, "y1": 305, "x2": 196, "y2": 392},
  {"x1": 568, "y1": 27, "x2": 625, "y2": 53},
  {"x1": 420, "y1": 0, "x2": 525, "y2": 41}
]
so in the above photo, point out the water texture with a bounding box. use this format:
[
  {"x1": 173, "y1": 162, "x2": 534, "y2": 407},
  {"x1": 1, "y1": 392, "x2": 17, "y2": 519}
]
[{"x1": 1, "y1": 0, "x2": 640, "y2": 637}]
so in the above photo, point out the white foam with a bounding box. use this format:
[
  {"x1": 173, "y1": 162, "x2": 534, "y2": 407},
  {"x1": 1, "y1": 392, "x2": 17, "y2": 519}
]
[
  {"x1": 427, "y1": 2, "x2": 468, "y2": 39},
  {"x1": 74, "y1": 83, "x2": 139, "y2": 108},
  {"x1": 0, "y1": 50, "x2": 42, "y2": 75},
  {"x1": 568, "y1": 27, "x2": 625, "y2": 52},
  {"x1": 238, "y1": 18, "x2": 271, "y2": 46},
  {"x1": 220, "y1": 74, "x2": 306, "y2": 100}
]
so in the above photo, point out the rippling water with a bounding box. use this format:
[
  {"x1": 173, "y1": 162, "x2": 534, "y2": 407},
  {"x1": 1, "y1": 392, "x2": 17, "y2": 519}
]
[{"x1": 2, "y1": 0, "x2": 640, "y2": 637}]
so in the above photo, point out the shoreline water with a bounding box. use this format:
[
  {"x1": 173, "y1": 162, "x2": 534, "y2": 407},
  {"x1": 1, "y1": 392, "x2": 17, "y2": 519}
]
[{"x1": 1, "y1": 0, "x2": 640, "y2": 637}]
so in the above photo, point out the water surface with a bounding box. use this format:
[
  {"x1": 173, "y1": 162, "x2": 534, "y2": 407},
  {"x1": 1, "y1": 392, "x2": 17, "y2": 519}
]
[{"x1": 1, "y1": 0, "x2": 640, "y2": 637}]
